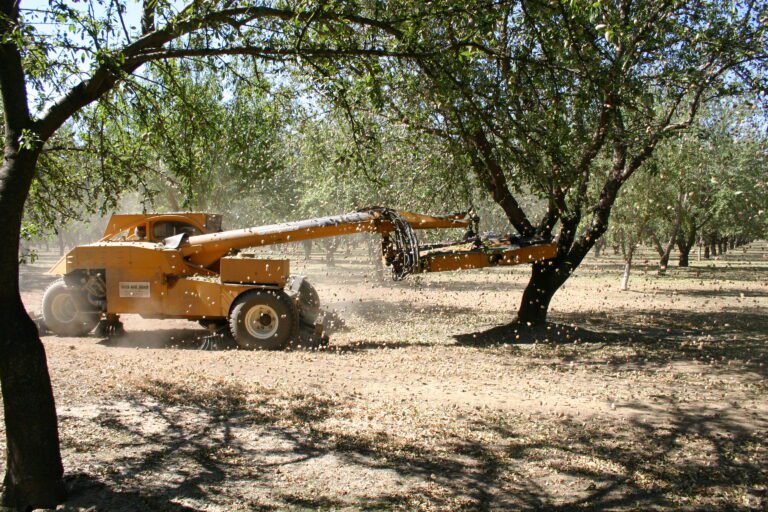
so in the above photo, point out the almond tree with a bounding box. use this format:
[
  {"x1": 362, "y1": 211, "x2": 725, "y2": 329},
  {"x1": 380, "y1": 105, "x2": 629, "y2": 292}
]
[
  {"x1": 309, "y1": 0, "x2": 767, "y2": 325},
  {"x1": 606, "y1": 170, "x2": 656, "y2": 289},
  {"x1": 0, "y1": 1, "x2": 407, "y2": 507},
  {"x1": 644, "y1": 101, "x2": 768, "y2": 268}
]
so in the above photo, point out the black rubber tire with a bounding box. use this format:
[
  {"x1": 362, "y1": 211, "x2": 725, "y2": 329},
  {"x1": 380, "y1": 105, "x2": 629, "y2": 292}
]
[
  {"x1": 41, "y1": 280, "x2": 100, "y2": 337},
  {"x1": 289, "y1": 276, "x2": 321, "y2": 326},
  {"x1": 229, "y1": 290, "x2": 298, "y2": 350}
]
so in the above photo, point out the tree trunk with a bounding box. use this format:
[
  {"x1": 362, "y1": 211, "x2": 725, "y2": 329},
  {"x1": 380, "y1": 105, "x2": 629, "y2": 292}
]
[
  {"x1": 366, "y1": 235, "x2": 385, "y2": 281},
  {"x1": 517, "y1": 260, "x2": 566, "y2": 325},
  {"x1": 323, "y1": 239, "x2": 337, "y2": 267},
  {"x1": 704, "y1": 244, "x2": 710, "y2": 259},
  {"x1": 57, "y1": 231, "x2": 65, "y2": 256},
  {"x1": 0, "y1": 155, "x2": 66, "y2": 509},
  {"x1": 593, "y1": 237, "x2": 605, "y2": 258},
  {"x1": 676, "y1": 226, "x2": 696, "y2": 268},
  {"x1": 516, "y1": 215, "x2": 589, "y2": 325},
  {"x1": 658, "y1": 251, "x2": 670, "y2": 274},
  {"x1": 620, "y1": 261, "x2": 632, "y2": 291},
  {"x1": 165, "y1": 188, "x2": 181, "y2": 211},
  {"x1": 650, "y1": 234, "x2": 665, "y2": 258},
  {"x1": 651, "y1": 233, "x2": 672, "y2": 271},
  {"x1": 620, "y1": 245, "x2": 635, "y2": 291},
  {"x1": 657, "y1": 204, "x2": 684, "y2": 275}
]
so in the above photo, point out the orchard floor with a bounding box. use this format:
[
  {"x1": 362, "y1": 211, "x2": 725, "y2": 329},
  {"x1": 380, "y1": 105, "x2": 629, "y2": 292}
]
[{"x1": 6, "y1": 242, "x2": 768, "y2": 511}]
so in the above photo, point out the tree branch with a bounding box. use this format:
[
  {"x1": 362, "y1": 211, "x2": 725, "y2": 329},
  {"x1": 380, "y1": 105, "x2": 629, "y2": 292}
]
[
  {"x1": 129, "y1": 46, "x2": 428, "y2": 64},
  {"x1": 0, "y1": 1, "x2": 32, "y2": 142},
  {"x1": 34, "y1": 3, "x2": 405, "y2": 141},
  {"x1": 468, "y1": 129, "x2": 535, "y2": 236}
]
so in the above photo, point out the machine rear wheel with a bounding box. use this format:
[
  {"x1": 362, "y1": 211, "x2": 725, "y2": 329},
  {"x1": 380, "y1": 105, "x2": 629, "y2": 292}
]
[
  {"x1": 229, "y1": 290, "x2": 298, "y2": 350},
  {"x1": 42, "y1": 280, "x2": 100, "y2": 337}
]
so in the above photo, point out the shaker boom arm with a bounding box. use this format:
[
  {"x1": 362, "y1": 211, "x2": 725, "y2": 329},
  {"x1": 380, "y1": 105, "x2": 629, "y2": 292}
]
[{"x1": 179, "y1": 209, "x2": 471, "y2": 269}]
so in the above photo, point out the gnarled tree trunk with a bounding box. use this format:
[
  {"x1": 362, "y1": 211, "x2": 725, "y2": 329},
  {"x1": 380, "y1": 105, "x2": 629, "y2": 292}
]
[
  {"x1": 676, "y1": 226, "x2": 697, "y2": 268},
  {"x1": 657, "y1": 242, "x2": 671, "y2": 273},
  {"x1": 0, "y1": 152, "x2": 66, "y2": 509},
  {"x1": 517, "y1": 260, "x2": 568, "y2": 325},
  {"x1": 516, "y1": 215, "x2": 594, "y2": 325},
  {"x1": 1, "y1": 4, "x2": 66, "y2": 503}
]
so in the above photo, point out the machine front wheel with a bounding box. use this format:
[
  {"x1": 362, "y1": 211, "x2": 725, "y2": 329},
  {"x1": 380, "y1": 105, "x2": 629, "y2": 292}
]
[
  {"x1": 229, "y1": 290, "x2": 298, "y2": 350},
  {"x1": 41, "y1": 280, "x2": 100, "y2": 337}
]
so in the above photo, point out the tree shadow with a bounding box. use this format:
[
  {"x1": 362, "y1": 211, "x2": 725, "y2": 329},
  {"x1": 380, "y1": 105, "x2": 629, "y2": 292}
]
[
  {"x1": 505, "y1": 399, "x2": 766, "y2": 511},
  {"x1": 60, "y1": 380, "x2": 334, "y2": 510},
  {"x1": 57, "y1": 380, "x2": 766, "y2": 511},
  {"x1": 454, "y1": 321, "x2": 630, "y2": 347},
  {"x1": 337, "y1": 298, "x2": 480, "y2": 323},
  {"x1": 454, "y1": 308, "x2": 767, "y2": 377},
  {"x1": 327, "y1": 339, "x2": 439, "y2": 353},
  {"x1": 666, "y1": 288, "x2": 766, "y2": 298},
  {"x1": 654, "y1": 265, "x2": 768, "y2": 283}
]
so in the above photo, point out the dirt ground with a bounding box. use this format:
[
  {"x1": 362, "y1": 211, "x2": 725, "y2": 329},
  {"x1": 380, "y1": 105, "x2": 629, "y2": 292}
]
[{"x1": 4, "y1": 241, "x2": 767, "y2": 511}]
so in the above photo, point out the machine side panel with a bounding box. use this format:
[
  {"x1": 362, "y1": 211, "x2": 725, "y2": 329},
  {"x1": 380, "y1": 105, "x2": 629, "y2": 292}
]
[
  {"x1": 47, "y1": 255, "x2": 68, "y2": 275},
  {"x1": 160, "y1": 278, "x2": 223, "y2": 318},
  {"x1": 158, "y1": 280, "x2": 278, "y2": 319},
  {"x1": 220, "y1": 257, "x2": 289, "y2": 286},
  {"x1": 100, "y1": 246, "x2": 181, "y2": 315},
  {"x1": 58, "y1": 245, "x2": 129, "y2": 273}
]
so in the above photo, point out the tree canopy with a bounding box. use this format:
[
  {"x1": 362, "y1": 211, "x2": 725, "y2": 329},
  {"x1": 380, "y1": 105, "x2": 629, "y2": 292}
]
[{"x1": 2, "y1": 1, "x2": 767, "y2": 508}]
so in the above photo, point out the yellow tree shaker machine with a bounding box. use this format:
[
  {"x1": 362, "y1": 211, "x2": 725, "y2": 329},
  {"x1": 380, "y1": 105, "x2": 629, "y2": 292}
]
[{"x1": 43, "y1": 208, "x2": 557, "y2": 349}]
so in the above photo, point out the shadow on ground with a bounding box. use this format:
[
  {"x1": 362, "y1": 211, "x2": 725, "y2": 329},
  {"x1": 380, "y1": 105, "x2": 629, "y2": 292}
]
[
  {"x1": 454, "y1": 308, "x2": 768, "y2": 377},
  {"x1": 93, "y1": 299, "x2": 479, "y2": 352},
  {"x1": 58, "y1": 379, "x2": 766, "y2": 511},
  {"x1": 336, "y1": 298, "x2": 481, "y2": 323},
  {"x1": 97, "y1": 328, "x2": 237, "y2": 351}
]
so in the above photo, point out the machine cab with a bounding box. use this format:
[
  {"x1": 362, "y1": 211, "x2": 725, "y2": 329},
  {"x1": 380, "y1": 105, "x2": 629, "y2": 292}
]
[{"x1": 102, "y1": 213, "x2": 223, "y2": 243}]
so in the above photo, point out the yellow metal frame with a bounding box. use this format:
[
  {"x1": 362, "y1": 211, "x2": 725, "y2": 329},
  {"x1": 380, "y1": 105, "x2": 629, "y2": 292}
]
[
  {"x1": 421, "y1": 243, "x2": 558, "y2": 273},
  {"x1": 48, "y1": 209, "x2": 557, "y2": 322}
]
